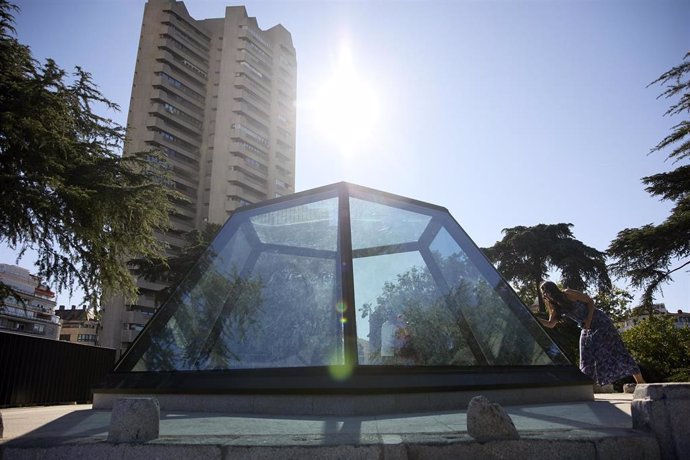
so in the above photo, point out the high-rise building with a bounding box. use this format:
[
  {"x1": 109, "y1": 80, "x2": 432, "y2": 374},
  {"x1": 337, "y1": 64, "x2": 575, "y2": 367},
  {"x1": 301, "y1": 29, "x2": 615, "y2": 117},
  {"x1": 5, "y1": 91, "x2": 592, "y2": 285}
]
[{"x1": 100, "y1": 0, "x2": 297, "y2": 356}]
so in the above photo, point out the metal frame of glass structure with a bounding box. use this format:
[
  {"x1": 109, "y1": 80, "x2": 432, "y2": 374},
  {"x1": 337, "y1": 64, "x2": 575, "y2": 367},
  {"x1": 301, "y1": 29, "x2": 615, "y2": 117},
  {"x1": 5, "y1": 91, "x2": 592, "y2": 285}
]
[{"x1": 97, "y1": 182, "x2": 590, "y2": 395}]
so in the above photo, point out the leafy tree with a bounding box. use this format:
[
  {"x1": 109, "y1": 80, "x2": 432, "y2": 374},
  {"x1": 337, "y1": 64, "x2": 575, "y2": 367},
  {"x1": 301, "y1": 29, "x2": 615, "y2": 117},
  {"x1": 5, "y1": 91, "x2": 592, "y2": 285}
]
[
  {"x1": 130, "y1": 223, "x2": 221, "y2": 303},
  {"x1": 593, "y1": 285, "x2": 634, "y2": 323},
  {"x1": 483, "y1": 223, "x2": 611, "y2": 312},
  {"x1": 0, "y1": 1, "x2": 176, "y2": 305},
  {"x1": 608, "y1": 53, "x2": 690, "y2": 306},
  {"x1": 622, "y1": 315, "x2": 690, "y2": 382}
]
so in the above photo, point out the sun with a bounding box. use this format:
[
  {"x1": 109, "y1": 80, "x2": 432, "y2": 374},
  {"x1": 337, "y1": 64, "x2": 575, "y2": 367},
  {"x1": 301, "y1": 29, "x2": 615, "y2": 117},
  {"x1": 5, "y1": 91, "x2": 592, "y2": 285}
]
[{"x1": 313, "y1": 44, "x2": 381, "y2": 154}]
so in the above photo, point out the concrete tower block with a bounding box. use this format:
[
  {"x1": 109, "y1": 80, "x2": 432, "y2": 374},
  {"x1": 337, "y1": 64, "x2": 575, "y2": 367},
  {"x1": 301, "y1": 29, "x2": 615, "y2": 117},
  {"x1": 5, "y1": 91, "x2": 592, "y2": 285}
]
[
  {"x1": 108, "y1": 397, "x2": 160, "y2": 443},
  {"x1": 632, "y1": 383, "x2": 690, "y2": 459}
]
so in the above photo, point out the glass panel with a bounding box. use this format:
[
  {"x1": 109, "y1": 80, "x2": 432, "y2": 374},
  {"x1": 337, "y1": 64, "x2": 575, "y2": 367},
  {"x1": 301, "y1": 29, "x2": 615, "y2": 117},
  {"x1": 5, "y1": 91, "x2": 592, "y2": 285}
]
[
  {"x1": 133, "y1": 218, "x2": 258, "y2": 371},
  {"x1": 211, "y1": 252, "x2": 341, "y2": 368},
  {"x1": 428, "y1": 224, "x2": 567, "y2": 365},
  {"x1": 350, "y1": 198, "x2": 432, "y2": 250},
  {"x1": 354, "y1": 251, "x2": 478, "y2": 366},
  {"x1": 250, "y1": 198, "x2": 338, "y2": 251}
]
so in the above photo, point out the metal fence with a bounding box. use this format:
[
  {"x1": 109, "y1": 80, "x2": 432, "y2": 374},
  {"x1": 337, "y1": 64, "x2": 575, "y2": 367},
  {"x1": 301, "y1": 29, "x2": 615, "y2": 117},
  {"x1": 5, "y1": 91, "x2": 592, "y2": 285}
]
[{"x1": 0, "y1": 331, "x2": 116, "y2": 407}]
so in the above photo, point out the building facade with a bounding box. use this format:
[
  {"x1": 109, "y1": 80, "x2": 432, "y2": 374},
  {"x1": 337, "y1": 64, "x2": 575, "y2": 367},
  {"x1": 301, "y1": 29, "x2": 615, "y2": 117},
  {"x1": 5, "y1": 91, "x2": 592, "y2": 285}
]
[
  {"x1": 617, "y1": 303, "x2": 690, "y2": 332},
  {"x1": 100, "y1": 0, "x2": 297, "y2": 356},
  {"x1": 55, "y1": 305, "x2": 100, "y2": 345},
  {"x1": 0, "y1": 264, "x2": 61, "y2": 339}
]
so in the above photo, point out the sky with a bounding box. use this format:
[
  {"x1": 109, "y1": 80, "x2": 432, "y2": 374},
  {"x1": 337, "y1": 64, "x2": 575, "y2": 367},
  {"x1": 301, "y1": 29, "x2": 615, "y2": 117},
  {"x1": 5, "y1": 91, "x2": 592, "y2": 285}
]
[{"x1": 4, "y1": 0, "x2": 689, "y2": 311}]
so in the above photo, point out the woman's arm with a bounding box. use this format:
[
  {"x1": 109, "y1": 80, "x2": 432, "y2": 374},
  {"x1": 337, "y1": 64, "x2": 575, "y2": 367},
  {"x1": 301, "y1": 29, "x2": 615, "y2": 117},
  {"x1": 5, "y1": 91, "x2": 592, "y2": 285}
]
[
  {"x1": 538, "y1": 313, "x2": 558, "y2": 328},
  {"x1": 564, "y1": 289, "x2": 595, "y2": 329}
]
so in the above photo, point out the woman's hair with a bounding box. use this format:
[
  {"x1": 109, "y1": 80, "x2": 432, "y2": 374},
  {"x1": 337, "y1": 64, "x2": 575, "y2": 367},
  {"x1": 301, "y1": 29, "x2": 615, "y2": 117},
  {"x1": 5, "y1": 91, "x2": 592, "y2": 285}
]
[{"x1": 540, "y1": 281, "x2": 572, "y2": 319}]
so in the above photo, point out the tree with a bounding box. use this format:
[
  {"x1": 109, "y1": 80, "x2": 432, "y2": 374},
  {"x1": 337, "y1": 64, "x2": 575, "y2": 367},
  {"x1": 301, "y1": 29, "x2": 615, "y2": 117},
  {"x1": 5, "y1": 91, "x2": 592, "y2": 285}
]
[
  {"x1": 593, "y1": 285, "x2": 634, "y2": 323},
  {"x1": 483, "y1": 223, "x2": 611, "y2": 312},
  {"x1": 130, "y1": 223, "x2": 221, "y2": 303},
  {"x1": 0, "y1": 1, "x2": 176, "y2": 306},
  {"x1": 622, "y1": 315, "x2": 690, "y2": 382},
  {"x1": 608, "y1": 53, "x2": 690, "y2": 306}
]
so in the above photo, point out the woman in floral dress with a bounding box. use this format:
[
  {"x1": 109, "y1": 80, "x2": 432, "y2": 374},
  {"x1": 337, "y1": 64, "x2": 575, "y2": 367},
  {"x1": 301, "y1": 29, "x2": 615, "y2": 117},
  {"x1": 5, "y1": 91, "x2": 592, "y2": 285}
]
[{"x1": 538, "y1": 281, "x2": 645, "y2": 385}]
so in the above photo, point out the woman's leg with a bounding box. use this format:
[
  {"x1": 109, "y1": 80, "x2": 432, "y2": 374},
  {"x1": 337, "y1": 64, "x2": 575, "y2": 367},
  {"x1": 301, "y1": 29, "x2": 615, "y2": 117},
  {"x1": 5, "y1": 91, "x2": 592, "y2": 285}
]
[{"x1": 633, "y1": 372, "x2": 646, "y2": 384}]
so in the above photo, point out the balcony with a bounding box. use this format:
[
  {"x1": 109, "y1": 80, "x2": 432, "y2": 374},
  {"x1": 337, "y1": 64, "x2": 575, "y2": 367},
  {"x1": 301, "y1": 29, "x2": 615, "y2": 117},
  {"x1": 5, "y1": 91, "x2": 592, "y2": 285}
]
[
  {"x1": 228, "y1": 167, "x2": 267, "y2": 189},
  {"x1": 158, "y1": 36, "x2": 208, "y2": 68},
  {"x1": 171, "y1": 202, "x2": 195, "y2": 220},
  {"x1": 162, "y1": 21, "x2": 210, "y2": 55},
  {"x1": 230, "y1": 141, "x2": 268, "y2": 162},
  {"x1": 154, "y1": 61, "x2": 205, "y2": 94},
  {"x1": 226, "y1": 184, "x2": 266, "y2": 201},
  {"x1": 124, "y1": 308, "x2": 154, "y2": 324},
  {"x1": 120, "y1": 328, "x2": 142, "y2": 344},
  {"x1": 231, "y1": 123, "x2": 270, "y2": 149},
  {"x1": 153, "y1": 102, "x2": 203, "y2": 134},
  {"x1": 151, "y1": 88, "x2": 204, "y2": 116},
  {"x1": 136, "y1": 277, "x2": 169, "y2": 292},
  {"x1": 156, "y1": 49, "x2": 207, "y2": 87},
  {"x1": 234, "y1": 78, "x2": 270, "y2": 108},
  {"x1": 153, "y1": 72, "x2": 205, "y2": 105},
  {"x1": 233, "y1": 100, "x2": 270, "y2": 122},
  {"x1": 147, "y1": 118, "x2": 200, "y2": 151}
]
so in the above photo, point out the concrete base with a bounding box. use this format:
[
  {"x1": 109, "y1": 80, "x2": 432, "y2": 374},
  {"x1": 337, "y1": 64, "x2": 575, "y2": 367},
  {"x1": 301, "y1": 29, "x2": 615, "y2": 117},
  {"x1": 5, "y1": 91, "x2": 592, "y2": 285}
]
[
  {"x1": 93, "y1": 384, "x2": 593, "y2": 416},
  {"x1": 1, "y1": 396, "x2": 659, "y2": 460},
  {"x1": 632, "y1": 383, "x2": 690, "y2": 460}
]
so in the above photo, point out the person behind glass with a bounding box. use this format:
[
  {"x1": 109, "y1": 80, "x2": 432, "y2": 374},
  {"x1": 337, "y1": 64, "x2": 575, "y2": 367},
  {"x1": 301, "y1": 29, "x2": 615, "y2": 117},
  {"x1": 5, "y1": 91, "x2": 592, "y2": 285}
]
[{"x1": 538, "y1": 281, "x2": 645, "y2": 385}]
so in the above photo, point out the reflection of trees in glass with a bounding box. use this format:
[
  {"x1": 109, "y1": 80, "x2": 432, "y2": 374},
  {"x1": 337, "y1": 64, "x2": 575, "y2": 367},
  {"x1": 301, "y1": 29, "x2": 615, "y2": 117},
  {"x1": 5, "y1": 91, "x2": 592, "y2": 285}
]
[
  {"x1": 461, "y1": 281, "x2": 551, "y2": 365},
  {"x1": 360, "y1": 254, "x2": 479, "y2": 366},
  {"x1": 192, "y1": 270, "x2": 263, "y2": 369},
  {"x1": 134, "y1": 249, "x2": 263, "y2": 371},
  {"x1": 219, "y1": 254, "x2": 340, "y2": 368},
  {"x1": 401, "y1": 279, "x2": 478, "y2": 366},
  {"x1": 360, "y1": 250, "x2": 554, "y2": 366}
]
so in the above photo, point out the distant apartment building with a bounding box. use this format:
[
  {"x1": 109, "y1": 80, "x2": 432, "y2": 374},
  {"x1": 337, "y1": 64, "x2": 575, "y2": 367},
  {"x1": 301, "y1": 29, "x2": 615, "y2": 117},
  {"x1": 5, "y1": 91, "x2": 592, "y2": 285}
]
[
  {"x1": 55, "y1": 305, "x2": 100, "y2": 345},
  {"x1": 0, "y1": 264, "x2": 60, "y2": 339},
  {"x1": 100, "y1": 0, "x2": 297, "y2": 356},
  {"x1": 617, "y1": 303, "x2": 690, "y2": 331}
]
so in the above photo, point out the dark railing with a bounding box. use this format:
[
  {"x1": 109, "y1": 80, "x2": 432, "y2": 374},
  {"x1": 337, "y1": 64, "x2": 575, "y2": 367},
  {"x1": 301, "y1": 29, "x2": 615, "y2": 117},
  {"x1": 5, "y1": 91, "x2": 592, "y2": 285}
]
[{"x1": 0, "y1": 331, "x2": 116, "y2": 407}]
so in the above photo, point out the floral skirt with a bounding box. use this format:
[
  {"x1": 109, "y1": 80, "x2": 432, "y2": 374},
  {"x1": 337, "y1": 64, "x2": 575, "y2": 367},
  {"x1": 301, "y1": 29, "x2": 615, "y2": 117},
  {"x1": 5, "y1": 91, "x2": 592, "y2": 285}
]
[{"x1": 579, "y1": 309, "x2": 640, "y2": 385}]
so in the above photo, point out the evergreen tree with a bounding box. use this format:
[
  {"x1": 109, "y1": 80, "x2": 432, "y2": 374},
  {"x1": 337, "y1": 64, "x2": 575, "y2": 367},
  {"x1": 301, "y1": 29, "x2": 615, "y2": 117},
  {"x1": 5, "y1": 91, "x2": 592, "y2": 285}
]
[
  {"x1": 0, "y1": 1, "x2": 176, "y2": 305},
  {"x1": 608, "y1": 53, "x2": 690, "y2": 306},
  {"x1": 483, "y1": 223, "x2": 611, "y2": 312}
]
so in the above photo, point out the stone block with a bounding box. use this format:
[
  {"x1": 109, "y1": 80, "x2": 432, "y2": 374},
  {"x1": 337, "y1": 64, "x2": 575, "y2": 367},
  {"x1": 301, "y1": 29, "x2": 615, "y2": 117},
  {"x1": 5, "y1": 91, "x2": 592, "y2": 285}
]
[
  {"x1": 108, "y1": 397, "x2": 160, "y2": 443},
  {"x1": 632, "y1": 383, "x2": 690, "y2": 460},
  {"x1": 594, "y1": 434, "x2": 660, "y2": 459},
  {"x1": 466, "y1": 395, "x2": 519, "y2": 442}
]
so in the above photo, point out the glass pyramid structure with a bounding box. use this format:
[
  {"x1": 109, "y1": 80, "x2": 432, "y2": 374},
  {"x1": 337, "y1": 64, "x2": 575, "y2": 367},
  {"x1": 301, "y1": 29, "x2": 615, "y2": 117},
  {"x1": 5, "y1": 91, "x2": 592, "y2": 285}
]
[{"x1": 109, "y1": 182, "x2": 583, "y2": 394}]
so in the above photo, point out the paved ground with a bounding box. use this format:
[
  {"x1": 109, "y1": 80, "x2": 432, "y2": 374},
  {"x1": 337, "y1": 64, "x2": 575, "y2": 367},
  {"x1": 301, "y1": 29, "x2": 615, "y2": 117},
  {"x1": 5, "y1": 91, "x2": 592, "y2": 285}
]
[{"x1": 1, "y1": 393, "x2": 660, "y2": 459}]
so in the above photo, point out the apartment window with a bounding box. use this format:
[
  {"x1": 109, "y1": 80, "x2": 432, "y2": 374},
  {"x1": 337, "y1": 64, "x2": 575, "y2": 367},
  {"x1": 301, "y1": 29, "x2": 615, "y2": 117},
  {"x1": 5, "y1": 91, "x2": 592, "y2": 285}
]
[
  {"x1": 59, "y1": 334, "x2": 71, "y2": 341},
  {"x1": 77, "y1": 334, "x2": 97, "y2": 342}
]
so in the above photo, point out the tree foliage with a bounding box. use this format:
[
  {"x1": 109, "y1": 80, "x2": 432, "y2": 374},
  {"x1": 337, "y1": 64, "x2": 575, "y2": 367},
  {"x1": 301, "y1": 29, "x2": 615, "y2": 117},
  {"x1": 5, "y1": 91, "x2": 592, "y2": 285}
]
[
  {"x1": 593, "y1": 285, "x2": 634, "y2": 323},
  {"x1": 0, "y1": 1, "x2": 175, "y2": 305},
  {"x1": 608, "y1": 52, "x2": 690, "y2": 305},
  {"x1": 622, "y1": 315, "x2": 690, "y2": 382},
  {"x1": 483, "y1": 223, "x2": 611, "y2": 312}
]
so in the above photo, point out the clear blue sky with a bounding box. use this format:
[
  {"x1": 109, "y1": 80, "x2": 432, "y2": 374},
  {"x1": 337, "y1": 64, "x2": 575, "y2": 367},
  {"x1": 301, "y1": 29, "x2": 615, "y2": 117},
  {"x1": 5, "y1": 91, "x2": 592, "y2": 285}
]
[{"x1": 5, "y1": 0, "x2": 689, "y2": 311}]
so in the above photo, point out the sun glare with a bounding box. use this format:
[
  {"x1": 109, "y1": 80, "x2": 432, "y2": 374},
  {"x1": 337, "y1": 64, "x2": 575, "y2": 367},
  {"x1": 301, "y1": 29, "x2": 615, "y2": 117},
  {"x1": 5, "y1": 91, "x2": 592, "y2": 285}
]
[{"x1": 313, "y1": 44, "x2": 381, "y2": 154}]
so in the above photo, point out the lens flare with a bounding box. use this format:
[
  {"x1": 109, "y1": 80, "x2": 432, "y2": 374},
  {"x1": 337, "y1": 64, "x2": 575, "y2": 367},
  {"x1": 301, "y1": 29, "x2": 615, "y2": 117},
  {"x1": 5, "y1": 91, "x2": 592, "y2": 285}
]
[
  {"x1": 327, "y1": 348, "x2": 354, "y2": 381},
  {"x1": 335, "y1": 301, "x2": 347, "y2": 313}
]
